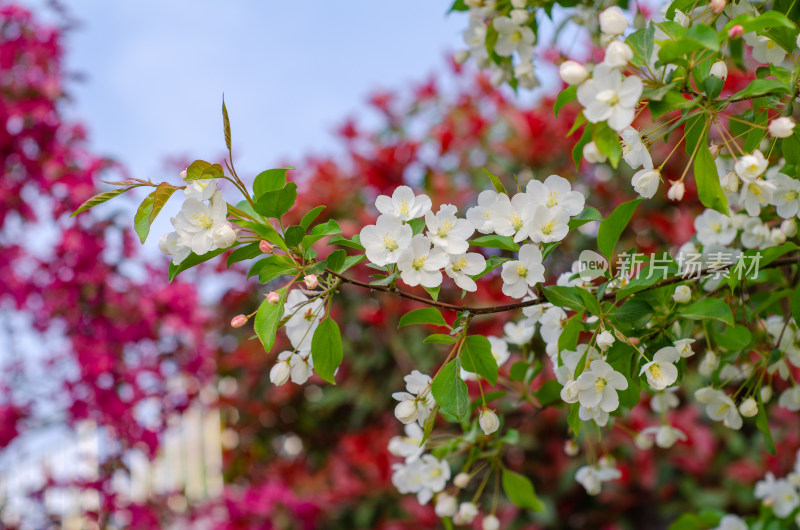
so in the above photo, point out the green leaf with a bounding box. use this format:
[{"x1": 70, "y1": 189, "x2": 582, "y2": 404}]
[
  {"x1": 168, "y1": 247, "x2": 228, "y2": 282},
  {"x1": 423, "y1": 334, "x2": 457, "y2": 345},
  {"x1": 134, "y1": 182, "x2": 179, "y2": 243},
  {"x1": 541, "y1": 286, "x2": 584, "y2": 312},
  {"x1": 693, "y1": 127, "x2": 730, "y2": 215},
  {"x1": 72, "y1": 186, "x2": 135, "y2": 216},
  {"x1": 597, "y1": 198, "x2": 644, "y2": 258},
  {"x1": 610, "y1": 298, "x2": 654, "y2": 327},
  {"x1": 253, "y1": 168, "x2": 292, "y2": 200},
  {"x1": 302, "y1": 219, "x2": 342, "y2": 247},
  {"x1": 398, "y1": 307, "x2": 448, "y2": 328},
  {"x1": 424, "y1": 285, "x2": 441, "y2": 302},
  {"x1": 648, "y1": 90, "x2": 694, "y2": 120},
  {"x1": 339, "y1": 254, "x2": 365, "y2": 274},
  {"x1": 222, "y1": 96, "x2": 232, "y2": 151},
  {"x1": 252, "y1": 255, "x2": 297, "y2": 284},
  {"x1": 407, "y1": 218, "x2": 426, "y2": 235},
  {"x1": 254, "y1": 287, "x2": 288, "y2": 353},
  {"x1": 713, "y1": 324, "x2": 753, "y2": 351},
  {"x1": 685, "y1": 24, "x2": 720, "y2": 52},
  {"x1": 680, "y1": 298, "x2": 734, "y2": 326},
  {"x1": 703, "y1": 75, "x2": 724, "y2": 99},
  {"x1": 327, "y1": 234, "x2": 365, "y2": 251},
  {"x1": 254, "y1": 182, "x2": 297, "y2": 219},
  {"x1": 593, "y1": 122, "x2": 622, "y2": 169},
  {"x1": 501, "y1": 469, "x2": 545, "y2": 513},
  {"x1": 626, "y1": 24, "x2": 655, "y2": 68},
  {"x1": 431, "y1": 359, "x2": 469, "y2": 420},
  {"x1": 572, "y1": 124, "x2": 592, "y2": 170},
  {"x1": 783, "y1": 130, "x2": 800, "y2": 166},
  {"x1": 558, "y1": 312, "x2": 583, "y2": 352},
  {"x1": 311, "y1": 318, "x2": 343, "y2": 385},
  {"x1": 300, "y1": 206, "x2": 326, "y2": 229},
  {"x1": 469, "y1": 234, "x2": 519, "y2": 252},
  {"x1": 226, "y1": 242, "x2": 260, "y2": 268},
  {"x1": 554, "y1": 85, "x2": 577, "y2": 118},
  {"x1": 325, "y1": 249, "x2": 346, "y2": 273},
  {"x1": 283, "y1": 225, "x2": 306, "y2": 248},
  {"x1": 461, "y1": 335, "x2": 498, "y2": 385},
  {"x1": 185, "y1": 160, "x2": 211, "y2": 180},
  {"x1": 534, "y1": 380, "x2": 564, "y2": 407},
  {"x1": 730, "y1": 79, "x2": 791, "y2": 101},
  {"x1": 568, "y1": 207, "x2": 602, "y2": 231},
  {"x1": 756, "y1": 397, "x2": 776, "y2": 455},
  {"x1": 482, "y1": 168, "x2": 507, "y2": 194},
  {"x1": 792, "y1": 285, "x2": 800, "y2": 327}
]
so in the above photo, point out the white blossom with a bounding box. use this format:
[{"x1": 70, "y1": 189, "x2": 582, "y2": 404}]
[
  {"x1": 603, "y1": 40, "x2": 633, "y2": 68},
  {"x1": 755, "y1": 472, "x2": 800, "y2": 518},
  {"x1": 673, "y1": 285, "x2": 692, "y2": 303},
  {"x1": 631, "y1": 168, "x2": 660, "y2": 198},
  {"x1": 528, "y1": 205, "x2": 570, "y2": 243},
  {"x1": 479, "y1": 408, "x2": 500, "y2": 435},
  {"x1": 158, "y1": 231, "x2": 191, "y2": 265},
  {"x1": 504, "y1": 320, "x2": 535, "y2": 345},
  {"x1": 695, "y1": 387, "x2": 742, "y2": 430},
  {"x1": 454, "y1": 502, "x2": 479, "y2": 525},
  {"x1": 575, "y1": 464, "x2": 621, "y2": 495},
  {"x1": 425, "y1": 204, "x2": 474, "y2": 254},
  {"x1": 674, "y1": 338, "x2": 696, "y2": 358},
  {"x1": 576, "y1": 360, "x2": 628, "y2": 412},
  {"x1": 599, "y1": 6, "x2": 628, "y2": 36},
  {"x1": 540, "y1": 306, "x2": 567, "y2": 344},
  {"x1": 778, "y1": 386, "x2": 800, "y2": 411},
  {"x1": 769, "y1": 172, "x2": 800, "y2": 218},
  {"x1": 739, "y1": 178, "x2": 775, "y2": 217},
  {"x1": 583, "y1": 141, "x2": 607, "y2": 163},
  {"x1": 639, "y1": 424, "x2": 687, "y2": 448},
  {"x1": 640, "y1": 347, "x2": 679, "y2": 390},
  {"x1": 619, "y1": 127, "x2": 653, "y2": 170},
  {"x1": 501, "y1": 244, "x2": 545, "y2": 298},
  {"x1": 466, "y1": 190, "x2": 499, "y2": 233},
  {"x1": 526, "y1": 174, "x2": 585, "y2": 216},
  {"x1": 397, "y1": 235, "x2": 449, "y2": 288},
  {"x1": 375, "y1": 185, "x2": 432, "y2": 221},
  {"x1": 391, "y1": 454, "x2": 451, "y2": 505},
  {"x1": 577, "y1": 64, "x2": 642, "y2": 131},
  {"x1": 489, "y1": 192, "x2": 535, "y2": 241},
  {"x1": 713, "y1": 515, "x2": 747, "y2": 530},
  {"x1": 651, "y1": 388, "x2": 680, "y2": 413},
  {"x1": 434, "y1": 493, "x2": 458, "y2": 517},
  {"x1": 360, "y1": 214, "x2": 413, "y2": 266},
  {"x1": 746, "y1": 34, "x2": 787, "y2": 64},
  {"x1": 445, "y1": 252, "x2": 486, "y2": 292},
  {"x1": 492, "y1": 16, "x2": 534, "y2": 58},
  {"x1": 694, "y1": 209, "x2": 737, "y2": 246},
  {"x1": 388, "y1": 423, "x2": 426, "y2": 462},
  {"x1": 734, "y1": 150, "x2": 768, "y2": 182},
  {"x1": 709, "y1": 60, "x2": 728, "y2": 80},
  {"x1": 183, "y1": 177, "x2": 217, "y2": 201},
  {"x1": 172, "y1": 190, "x2": 232, "y2": 255}
]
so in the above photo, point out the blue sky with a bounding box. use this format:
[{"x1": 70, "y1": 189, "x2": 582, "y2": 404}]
[{"x1": 30, "y1": 1, "x2": 465, "y2": 180}]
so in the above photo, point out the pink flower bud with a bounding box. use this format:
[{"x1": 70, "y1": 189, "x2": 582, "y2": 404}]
[
  {"x1": 667, "y1": 180, "x2": 685, "y2": 201},
  {"x1": 709, "y1": 144, "x2": 721, "y2": 158},
  {"x1": 180, "y1": 168, "x2": 188, "y2": 179},
  {"x1": 230, "y1": 314, "x2": 248, "y2": 328},
  {"x1": 711, "y1": 0, "x2": 725, "y2": 13},
  {"x1": 267, "y1": 292, "x2": 280, "y2": 304},
  {"x1": 259, "y1": 240, "x2": 274, "y2": 254},
  {"x1": 728, "y1": 25, "x2": 744, "y2": 39},
  {"x1": 304, "y1": 274, "x2": 318, "y2": 289}
]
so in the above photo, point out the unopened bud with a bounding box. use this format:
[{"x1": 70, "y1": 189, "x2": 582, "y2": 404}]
[
  {"x1": 267, "y1": 291, "x2": 281, "y2": 304},
  {"x1": 739, "y1": 397, "x2": 758, "y2": 417},
  {"x1": 673, "y1": 285, "x2": 692, "y2": 303},
  {"x1": 781, "y1": 219, "x2": 798, "y2": 238},
  {"x1": 180, "y1": 168, "x2": 188, "y2": 179},
  {"x1": 709, "y1": 60, "x2": 728, "y2": 80},
  {"x1": 394, "y1": 400, "x2": 418, "y2": 424},
  {"x1": 479, "y1": 408, "x2": 500, "y2": 435},
  {"x1": 728, "y1": 25, "x2": 744, "y2": 39},
  {"x1": 454, "y1": 472, "x2": 471, "y2": 488},
  {"x1": 761, "y1": 386, "x2": 773, "y2": 403},
  {"x1": 583, "y1": 141, "x2": 608, "y2": 164},
  {"x1": 564, "y1": 440, "x2": 580, "y2": 456},
  {"x1": 711, "y1": 0, "x2": 726, "y2": 13},
  {"x1": 482, "y1": 515, "x2": 501, "y2": 530},
  {"x1": 771, "y1": 228, "x2": 787, "y2": 246},
  {"x1": 768, "y1": 117, "x2": 795, "y2": 138},
  {"x1": 559, "y1": 60, "x2": 589, "y2": 85},
  {"x1": 634, "y1": 433, "x2": 654, "y2": 450},
  {"x1": 259, "y1": 240, "x2": 274, "y2": 254},
  {"x1": 230, "y1": 314, "x2": 247, "y2": 328},
  {"x1": 709, "y1": 144, "x2": 721, "y2": 158},
  {"x1": 304, "y1": 274, "x2": 319, "y2": 289},
  {"x1": 667, "y1": 180, "x2": 685, "y2": 201}
]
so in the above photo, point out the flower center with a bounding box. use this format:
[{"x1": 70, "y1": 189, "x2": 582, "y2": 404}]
[
  {"x1": 546, "y1": 191, "x2": 559, "y2": 207},
  {"x1": 516, "y1": 264, "x2": 528, "y2": 278},
  {"x1": 717, "y1": 403, "x2": 729, "y2": 416},
  {"x1": 649, "y1": 364, "x2": 662, "y2": 380},
  {"x1": 597, "y1": 89, "x2": 619, "y2": 106},
  {"x1": 304, "y1": 309, "x2": 315, "y2": 321},
  {"x1": 766, "y1": 40, "x2": 775, "y2": 49},
  {"x1": 192, "y1": 213, "x2": 214, "y2": 229},
  {"x1": 511, "y1": 212, "x2": 523, "y2": 231},
  {"x1": 398, "y1": 199, "x2": 411, "y2": 215},
  {"x1": 749, "y1": 183, "x2": 762, "y2": 197},
  {"x1": 452, "y1": 257, "x2": 468, "y2": 272},
  {"x1": 783, "y1": 191, "x2": 798, "y2": 202},
  {"x1": 711, "y1": 222, "x2": 721, "y2": 233},
  {"x1": 437, "y1": 220, "x2": 454, "y2": 238},
  {"x1": 541, "y1": 220, "x2": 554, "y2": 235},
  {"x1": 412, "y1": 256, "x2": 427, "y2": 270},
  {"x1": 383, "y1": 234, "x2": 399, "y2": 252},
  {"x1": 595, "y1": 377, "x2": 607, "y2": 394},
  {"x1": 510, "y1": 31, "x2": 521, "y2": 43}
]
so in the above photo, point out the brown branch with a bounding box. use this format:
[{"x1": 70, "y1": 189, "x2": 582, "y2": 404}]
[{"x1": 326, "y1": 253, "x2": 800, "y2": 315}]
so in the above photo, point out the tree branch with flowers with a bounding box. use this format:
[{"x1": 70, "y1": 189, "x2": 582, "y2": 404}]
[{"x1": 73, "y1": 0, "x2": 800, "y2": 527}]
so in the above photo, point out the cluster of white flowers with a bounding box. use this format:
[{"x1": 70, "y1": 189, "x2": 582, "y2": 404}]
[
  {"x1": 269, "y1": 290, "x2": 324, "y2": 386},
  {"x1": 754, "y1": 449, "x2": 800, "y2": 521},
  {"x1": 391, "y1": 453, "x2": 451, "y2": 505},
  {"x1": 159, "y1": 176, "x2": 237, "y2": 265},
  {"x1": 457, "y1": 0, "x2": 539, "y2": 89},
  {"x1": 361, "y1": 178, "x2": 586, "y2": 298}
]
